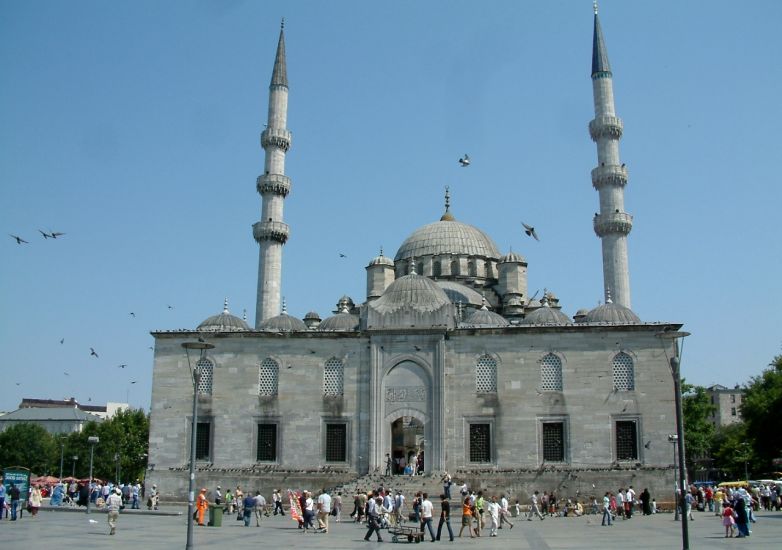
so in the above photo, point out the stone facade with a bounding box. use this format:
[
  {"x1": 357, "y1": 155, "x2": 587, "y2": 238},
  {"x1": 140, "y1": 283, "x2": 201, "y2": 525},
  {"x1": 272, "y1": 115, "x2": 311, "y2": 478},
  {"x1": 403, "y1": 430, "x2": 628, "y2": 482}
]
[{"x1": 705, "y1": 385, "x2": 744, "y2": 427}]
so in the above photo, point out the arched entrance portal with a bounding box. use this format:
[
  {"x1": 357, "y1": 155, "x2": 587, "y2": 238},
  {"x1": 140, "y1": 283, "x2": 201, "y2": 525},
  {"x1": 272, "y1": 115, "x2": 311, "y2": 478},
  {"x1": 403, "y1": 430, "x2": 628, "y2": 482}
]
[{"x1": 391, "y1": 416, "x2": 424, "y2": 475}]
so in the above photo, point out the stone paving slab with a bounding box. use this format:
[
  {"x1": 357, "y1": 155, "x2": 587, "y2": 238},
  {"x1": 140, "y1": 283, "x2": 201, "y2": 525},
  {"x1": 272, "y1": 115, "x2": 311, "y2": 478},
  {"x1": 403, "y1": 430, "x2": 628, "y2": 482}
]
[{"x1": 2, "y1": 508, "x2": 780, "y2": 549}]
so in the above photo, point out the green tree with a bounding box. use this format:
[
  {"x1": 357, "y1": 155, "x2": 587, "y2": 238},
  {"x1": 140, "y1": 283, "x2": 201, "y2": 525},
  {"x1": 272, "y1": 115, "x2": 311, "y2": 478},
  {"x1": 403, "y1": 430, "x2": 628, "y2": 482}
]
[
  {"x1": 0, "y1": 423, "x2": 58, "y2": 474},
  {"x1": 711, "y1": 422, "x2": 754, "y2": 479},
  {"x1": 739, "y1": 355, "x2": 782, "y2": 474},
  {"x1": 681, "y1": 380, "x2": 716, "y2": 477}
]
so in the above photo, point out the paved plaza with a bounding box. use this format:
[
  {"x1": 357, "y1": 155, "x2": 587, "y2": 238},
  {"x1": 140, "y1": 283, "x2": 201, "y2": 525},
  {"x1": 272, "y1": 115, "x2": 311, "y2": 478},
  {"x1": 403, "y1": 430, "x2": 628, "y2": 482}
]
[{"x1": 2, "y1": 507, "x2": 780, "y2": 549}]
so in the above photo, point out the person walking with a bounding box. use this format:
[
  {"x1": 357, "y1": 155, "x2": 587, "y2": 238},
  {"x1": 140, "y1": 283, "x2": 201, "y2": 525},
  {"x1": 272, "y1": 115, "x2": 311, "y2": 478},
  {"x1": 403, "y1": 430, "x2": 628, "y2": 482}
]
[
  {"x1": 9, "y1": 483, "x2": 21, "y2": 521},
  {"x1": 214, "y1": 486, "x2": 222, "y2": 507},
  {"x1": 384, "y1": 453, "x2": 393, "y2": 476},
  {"x1": 0, "y1": 476, "x2": 6, "y2": 519},
  {"x1": 316, "y1": 488, "x2": 332, "y2": 533},
  {"x1": 131, "y1": 481, "x2": 140, "y2": 509},
  {"x1": 499, "y1": 494, "x2": 514, "y2": 529},
  {"x1": 442, "y1": 472, "x2": 452, "y2": 499},
  {"x1": 254, "y1": 491, "x2": 267, "y2": 526},
  {"x1": 458, "y1": 495, "x2": 475, "y2": 538},
  {"x1": 420, "y1": 493, "x2": 436, "y2": 542},
  {"x1": 334, "y1": 491, "x2": 343, "y2": 523},
  {"x1": 196, "y1": 488, "x2": 209, "y2": 526},
  {"x1": 242, "y1": 491, "x2": 256, "y2": 527},
  {"x1": 106, "y1": 487, "x2": 123, "y2": 535},
  {"x1": 302, "y1": 491, "x2": 315, "y2": 532},
  {"x1": 527, "y1": 490, "x2": 545, "y2": 521},
  {"x1": 721, "y1": 500, "x2": 736, "y2": 538},
  {"x1": 640, "y1": 488, "x2": 652, "y2": 515},
  {"x1": 601, "y1": 492, "x2": 612, "y2": 526},
  {"x1": 436, "y1": 493, "x2": 454, "y2": 541},
  {"x1": 487, "y1": 496, "x2": 501, "y2": 537},
  {"x1": 29, "y1": 485, "x2": 42, "y2": 517},
  {"x1": 364, "y1": 495, "x2": 383, "y2": 542}
]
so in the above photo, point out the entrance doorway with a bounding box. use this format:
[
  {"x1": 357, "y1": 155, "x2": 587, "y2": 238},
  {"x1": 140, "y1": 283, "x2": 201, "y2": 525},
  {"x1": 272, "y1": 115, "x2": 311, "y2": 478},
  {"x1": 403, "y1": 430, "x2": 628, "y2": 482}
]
[{"x1": 391, "y1": 416, "x2": 424, "y2": 475}]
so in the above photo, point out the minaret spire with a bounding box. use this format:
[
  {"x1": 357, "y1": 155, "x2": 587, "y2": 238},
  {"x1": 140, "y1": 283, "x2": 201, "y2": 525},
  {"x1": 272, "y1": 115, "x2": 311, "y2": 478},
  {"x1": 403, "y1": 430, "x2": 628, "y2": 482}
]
[
  {"x1": 254, "y1": 21, "x2": 293, "y2": 327},
  {"x1": 589, "y1": 8, "x2": 632, "y2": 308}
]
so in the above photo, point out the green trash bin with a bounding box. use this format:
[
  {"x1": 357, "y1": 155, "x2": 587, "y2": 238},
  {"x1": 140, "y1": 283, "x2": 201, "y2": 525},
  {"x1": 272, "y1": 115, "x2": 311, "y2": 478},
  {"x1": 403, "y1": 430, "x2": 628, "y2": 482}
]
[{"x1": 208, "y1": 504, "x2": 223, "y2": 527}]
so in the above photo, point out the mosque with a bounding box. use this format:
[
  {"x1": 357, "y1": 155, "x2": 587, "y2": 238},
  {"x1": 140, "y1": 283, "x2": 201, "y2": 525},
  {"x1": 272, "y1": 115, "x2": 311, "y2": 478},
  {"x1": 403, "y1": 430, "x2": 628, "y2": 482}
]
[{"x1": 146, "y1": 10, "x2": 682, "y2": 499}]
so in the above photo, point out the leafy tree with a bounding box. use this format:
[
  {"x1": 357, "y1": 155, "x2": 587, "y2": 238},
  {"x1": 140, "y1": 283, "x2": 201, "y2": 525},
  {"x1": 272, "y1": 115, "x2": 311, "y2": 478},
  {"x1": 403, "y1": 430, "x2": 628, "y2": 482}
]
[
  {"x1": 681, "y1": 380, "x2": 716, "y2": 477},
  {"x1": 0, "y1": 423, "x2": 57, "y2": 474},
  {"x1": 739, "y1": 355, "x2": 782, "y2": 473},
  {"x1": 711, "y1": 422, "x2": 754, "y2": 479}
]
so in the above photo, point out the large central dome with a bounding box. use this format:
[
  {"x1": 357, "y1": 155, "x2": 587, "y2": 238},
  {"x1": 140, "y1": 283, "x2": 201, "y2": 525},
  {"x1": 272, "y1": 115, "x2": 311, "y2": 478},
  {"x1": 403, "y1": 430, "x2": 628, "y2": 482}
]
[{"x1": 394, "y1": 219, "x2": 501, "y2": 261}]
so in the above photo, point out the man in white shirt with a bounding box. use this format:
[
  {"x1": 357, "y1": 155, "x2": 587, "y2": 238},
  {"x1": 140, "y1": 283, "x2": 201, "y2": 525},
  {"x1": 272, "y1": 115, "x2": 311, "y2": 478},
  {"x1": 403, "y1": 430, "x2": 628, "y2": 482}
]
[
  {"x1": 625, "y1": 486, "x2": 636, "y2": 518},
  {"x1": 316, "y1": 489, "x2": 332, "y2": 533},
  {"x1": 616, "y1": 488, "x2": 625, "y2": 519},
  {"x1": 106, "y1": 487, "x2": 123, "y2": 535},
  {"x1": 394, "y1": 491, "x2": 405, "y2": 526},
  {"x1": 254, "y1": 491, "x2": 267, "y2": 526},
  {"x1": 420, "y1": 492, "x2": 436, "y2": 542},
  {"x1": 527, "y1": 491, "x2": 544, "y2": 520},
  {"x1": 499, "y1": 494, "x2": 514, "y2": 529},
  {"x1": 487, "y1": 496, "x2": 501, "y2": 537}
]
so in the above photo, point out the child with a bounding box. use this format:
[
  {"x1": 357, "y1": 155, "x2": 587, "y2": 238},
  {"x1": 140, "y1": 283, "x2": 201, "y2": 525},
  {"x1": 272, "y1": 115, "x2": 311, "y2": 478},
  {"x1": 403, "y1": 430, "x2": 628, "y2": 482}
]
[
  {"x1": 513, "y1": 499, "x2": 521, "y2": 517},
  {"x1": 651, "y1": 499, "x2": 657, "y2": 514},
  {"x1": 722, "y1": 501, "x2": 735, "y2": 538}
]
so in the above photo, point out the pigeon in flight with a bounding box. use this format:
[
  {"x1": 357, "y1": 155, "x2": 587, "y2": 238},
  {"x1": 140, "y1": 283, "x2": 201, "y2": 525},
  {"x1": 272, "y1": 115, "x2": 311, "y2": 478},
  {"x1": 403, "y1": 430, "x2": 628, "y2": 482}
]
[
  {"x1": 458, "y1": 154, "x2": 470, "y2": 167},
  {"x1": 130, "y1": 380, "x2": 137, "y2": 384},
  {"x1": 129, "y1": 312, "x2": 135, "y2": 317},
  {"x1": 9, "y1": 234, "x2": 28, "y2": 244},
  {"x1": 90, "y1": 347, "x2": 99, "y2": 358},
  {"x1": 118, "y1": 364, "x2": 127, "y2": 369},
  {"x1": 60, "y1": 338, "x2": 65, "y2": 344},
  {"x1": 167, "y1": 305, "x2": 174, "y2": 310},
  {"x1": 64, "y1": 371, "x2": 70, "y2": 376},
  {"x1": 521, "y1": 222, "x2": 540, "y2": 241},
  {"x1": 39, "y1": 230, "x2": 51, "y2": 239},
  {"x1": 339, "y1": 253, "x2": 347, "y2": 258},
  {"x1": 50, "y1": 231, "x2": 65, "y2": 238}
]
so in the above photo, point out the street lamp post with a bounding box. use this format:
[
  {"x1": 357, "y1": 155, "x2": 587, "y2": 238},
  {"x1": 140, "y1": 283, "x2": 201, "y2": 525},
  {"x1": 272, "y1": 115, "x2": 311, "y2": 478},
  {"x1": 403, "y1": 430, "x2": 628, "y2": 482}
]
[
  {"x1": 114, "y1": 452, "x2": 121, "y2": 485},
  {"x1": 59, "y1": 439, "x2": 65, "y2": 481},
  {"x1": 657, "y1": 330, "x2": 691, "y2": 550},
  {"x1": 182, "y1": 341, "x2": 214, "y2": 550},
  {"x1": 72, "y1": 455, "x2": 78, "y2": 477},
  {"x1": 668, "y1": 434, "x2": 679, "y2": 520},
  {"x1": 86, "y1": 435, "x2": 100, "y2": 515}
]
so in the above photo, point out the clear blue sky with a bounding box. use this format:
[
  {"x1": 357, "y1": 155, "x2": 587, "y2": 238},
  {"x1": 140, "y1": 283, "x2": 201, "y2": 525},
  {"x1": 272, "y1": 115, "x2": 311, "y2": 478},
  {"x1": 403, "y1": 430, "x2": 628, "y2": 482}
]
[{"x1": 2, "y1": 0, "x2": 780, "y2": 412}]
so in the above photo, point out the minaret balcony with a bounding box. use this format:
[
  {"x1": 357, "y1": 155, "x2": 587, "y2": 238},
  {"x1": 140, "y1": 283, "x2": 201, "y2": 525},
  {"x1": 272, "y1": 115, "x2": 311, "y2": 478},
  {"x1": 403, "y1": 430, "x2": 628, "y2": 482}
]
[
  {"x1": 591, "y1": 164, "x2": 628, "y2": 189},
  {"x1": 253, "y1": 220, "x2": 290, "y2": 244},
  {"x1": 593, "y1": 212, "x2": 633, "y2": 237},
  {"x1": 257, "y1": 173, "x2": 291, "y2": 197},
  {"x1": 589, "y1": 115, "x2": 623, "y2": 141},
  {"x1": 261, "y1": 127, "x2": 292, "y2": 152}
]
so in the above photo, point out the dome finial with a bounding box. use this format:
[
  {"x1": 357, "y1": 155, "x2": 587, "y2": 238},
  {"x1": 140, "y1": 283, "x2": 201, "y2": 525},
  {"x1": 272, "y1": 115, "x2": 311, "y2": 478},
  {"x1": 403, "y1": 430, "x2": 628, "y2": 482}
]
[
  {"x1": 440, "y1": 186, "x2": 455, "y2": 221},
  {"x1": 593, "y1": 0, "x2": 598, "y2": 15},
  {"x1": 480, "y1": 293, "x2": 488, "y2": 311},
  {"x1": 410, "y1": 256, "x2": 417, "y2": 275},
  {"x1": 605, "y1": 286, "x2": 613, "y2": 304},
  {"x1": 379, "y1": 245, "x2": 384, "y2": 257},
  {"x1": 281, "y1": 17, "x2": 285, "y2": 30},
  {"x1": 223, "y1": 297, "x2": 229, "y2": 314},
  {"x1": 281, "y1": 297, "x2": 288, "y2": 314},
  {"x1": 242, "y1": 308, "x2": 247, "y2": 321}
]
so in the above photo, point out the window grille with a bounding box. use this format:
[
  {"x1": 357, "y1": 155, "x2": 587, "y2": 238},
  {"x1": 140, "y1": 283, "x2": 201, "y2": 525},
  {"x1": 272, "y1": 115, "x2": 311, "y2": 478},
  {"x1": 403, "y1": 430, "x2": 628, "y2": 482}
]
[
  {"x1": 259, "y1": 358, "x2": 279, "y2": 396},
  {"x1": 469, "y1": 424, "x2": 491, "y2": 463},
  {"x1": 542, "y1": 422, "x2": 565, "y2": 462},
  {"x1": 615, "y1": 420, "x2": 638, "y2": 460},
  {"x1": 195, "y1": 422, "x2": 211, "y2": 460},
  {"x1": 324, "y1": 358, "x2": 344, "y2": 396},
  {"x1": 475, "y1": 355, "x2": 498, "y2": 393},
  {"x1": 612, "y1": 352, "x2": 635, "y2": 391},
  {"x1": 257, "y1": 424, "x2": 277, "y2": 461},
  {"x1": 540, "y1": 353, "x2": 563, "y2": 392},
  {"x1": 325, "y1": 424, "x2": 347, "y2": 462},
  {"x1": 195, "y1": 358, "x2": 213, "y2": 395}
]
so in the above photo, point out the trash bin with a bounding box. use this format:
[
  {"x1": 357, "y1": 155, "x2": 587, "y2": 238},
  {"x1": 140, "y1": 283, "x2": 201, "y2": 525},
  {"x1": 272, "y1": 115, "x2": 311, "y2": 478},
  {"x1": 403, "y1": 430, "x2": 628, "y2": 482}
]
[{"x1": 208, "y1": 504, "x2": 223, "y2": 527}]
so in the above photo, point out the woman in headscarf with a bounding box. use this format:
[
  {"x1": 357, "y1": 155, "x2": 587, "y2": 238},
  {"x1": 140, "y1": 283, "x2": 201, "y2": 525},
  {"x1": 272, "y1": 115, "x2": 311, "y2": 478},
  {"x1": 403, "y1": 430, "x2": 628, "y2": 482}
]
[
  {"x1": 640, "y1": 488, "x2": 652, "y2": 515},
  {"x1": 734, "y1": 496, "x2": 750, "y2": 537}
]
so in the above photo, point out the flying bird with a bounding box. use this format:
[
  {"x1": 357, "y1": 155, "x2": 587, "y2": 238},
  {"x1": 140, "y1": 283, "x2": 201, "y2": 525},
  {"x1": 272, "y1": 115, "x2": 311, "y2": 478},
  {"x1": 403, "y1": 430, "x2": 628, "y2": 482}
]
[
  {"x1": 39, "y1": 229, "x2": 51, "y2": 239},
  {"x1": 167, "y1": 305, "x2": 174, "y2": 310},
  {"x1": 458, "y1": 154, "x2": 470, "y2": 167},
  {"x1": 414, "y1": 345, "x2": 421, "y2": 351},
  {"x1": 118, "y1": 364, "x2": 127, "y2": 369},
  {"x1": 15, "y1": 382, "x2": 20, "y2": 386},
  {"x1": 130, "y1": 380, "x2": 137, "y2": 384},
  {"x1": 521, "y1": 222, "x2": 540, "y2": 241},
  {"x1": 129, "y1": 312, "x2": 135, "y2": 317},
  {"x1": 90, "y1": 347, "x2": 99, "y2": 358},
  {"x1": 60, "y1": 338, "x2": 65, "y2": 344},
  {"x1": 339, "y1": 253, "x2": 347, "y2": 258},
  {"x1": 64, "y1": 371, "x2": 70, "y2": 376},
  {"x1": 9, "y1": 234, "x2": 28, "y2": 244},
  {"x1": 49, "y1": 231, "x2": 65, "y2": 238}
]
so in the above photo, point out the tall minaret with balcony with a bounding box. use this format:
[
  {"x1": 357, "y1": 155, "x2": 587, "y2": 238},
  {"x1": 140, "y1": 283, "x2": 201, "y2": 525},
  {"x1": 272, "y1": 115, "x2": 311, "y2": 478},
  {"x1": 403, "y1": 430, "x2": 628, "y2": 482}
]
[
  {"x1": 254, "y1": 21, "x2": 292, "y2": 326},
  {"x1": 589, "y1": 5, "x2": 632, "y2": 308}
]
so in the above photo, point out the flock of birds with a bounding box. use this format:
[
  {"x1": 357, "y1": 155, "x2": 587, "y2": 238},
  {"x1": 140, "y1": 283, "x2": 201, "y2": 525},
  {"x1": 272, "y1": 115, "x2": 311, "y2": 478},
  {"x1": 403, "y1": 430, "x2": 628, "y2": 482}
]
[{"x1": 9, "y1": 229, "x2": 65, "y2": 244}]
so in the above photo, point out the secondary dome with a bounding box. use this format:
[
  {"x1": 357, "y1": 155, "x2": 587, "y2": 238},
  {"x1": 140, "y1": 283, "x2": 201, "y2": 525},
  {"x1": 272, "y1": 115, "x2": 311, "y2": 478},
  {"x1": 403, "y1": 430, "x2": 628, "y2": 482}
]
[
  {"x1": 462, "y1": 304, "x2": 510, "y2": 327},
  {"x1": 584, "y1": 299, "x2": 641, "y2": 324},
  {"x1": 436, "y1": 281, "x2": 484, "y2": 308},
  {"x1": 318, "y1": 306, "x2": 360, "y2": 331},
  {"x1": 197, "y1": 299, "x2": 249, "y2": 332},
  {"x1": 366, "y1": 272, "x2": 455, "y2": 329},
  {"x1": 521, "y1": 304, "x2": 571, "y2": 325},
  {"x1": 259, "y1": 313, "x2": 307, "y2": 332},
  {"x1": 394, "y1": 219, "x2": 500, "y2": 261}
]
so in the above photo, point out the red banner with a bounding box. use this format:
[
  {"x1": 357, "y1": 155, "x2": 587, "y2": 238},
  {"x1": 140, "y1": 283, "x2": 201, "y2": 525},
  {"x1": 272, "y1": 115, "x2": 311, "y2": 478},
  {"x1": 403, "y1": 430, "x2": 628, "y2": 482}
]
[{"x1": 288, "y1": 490, "x2": 302, "y2": 523}]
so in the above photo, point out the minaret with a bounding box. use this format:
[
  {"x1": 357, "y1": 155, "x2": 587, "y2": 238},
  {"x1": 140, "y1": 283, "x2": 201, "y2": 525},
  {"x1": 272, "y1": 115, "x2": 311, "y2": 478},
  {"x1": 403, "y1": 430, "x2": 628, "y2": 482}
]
[
  {"x1": 589, "y1": 3, "x2": 632, "y2": 308},
  {"x1": 254, "y1": 20, "x2": 292, "y2": 327}
]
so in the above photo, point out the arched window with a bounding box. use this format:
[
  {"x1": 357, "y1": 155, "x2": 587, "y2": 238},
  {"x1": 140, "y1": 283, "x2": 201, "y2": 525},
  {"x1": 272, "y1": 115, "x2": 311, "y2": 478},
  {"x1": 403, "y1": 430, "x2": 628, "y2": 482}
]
[
  {"x1": 195, "y1": 358, "x2": 213, "y2": 395},
  {"x1": 417, "y1": 262, "x2": 424, "y2": 276},
  {"x1": 433, "y1": 261, "x2": 442, "y2": 278},
  {"x1": 451, "y1": 260, "x2": 459, "y2": 276},
  {"x1": 475, "y1": 355, "x2": 497, "y2": 393},
  {"x1": 324, "y1": 358, "x2": 344, "y2": 396},
  {"x1": 468, "y1": 260, "x2": 477, "y2": 277},
  {"x1": 612, "y1": 352, "x2": 635, "y2": 391},
  {"x1": 259, "y1": 358, "x2": 279, "y2": 396},
  {"x1": 540, "y1": 353, "x2": 563, "y2": 392}
]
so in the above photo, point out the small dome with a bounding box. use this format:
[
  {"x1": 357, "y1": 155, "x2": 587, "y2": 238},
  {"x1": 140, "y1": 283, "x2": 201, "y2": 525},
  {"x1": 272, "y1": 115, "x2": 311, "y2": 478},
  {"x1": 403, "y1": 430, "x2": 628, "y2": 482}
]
[
  {"x1": 521, "y1": 299, "x2": 571, "y2": 325},
  {"x1": 436, "y1": 281, "x2": 484, "y2": 308},
  {"x1": 197, "y1": 299, "x2": 250, "y2": 332},
  {"x1": 304, "y1": 311, "x2": 321, "y2": 321},
  {"x1": 462, "y1": 304, "x2": 510, "y2": 327},
  {"x1": 318, "y1": 310, "x2": 360, "y2": 331},
  {"x1": 499, "y1": 250, "x2": 526, "y2": 263},
  {"x1": 368, "y1": 254, "x2": 394, "y2": 267},
  {"x1": 259, "y1": 313, "x2": 308, "y2": 332},
  {"x1": 584, "y1": 299, "x2": 641, "y2": 324},
  {"x1": 573, "y1": 308, "x2": 590, "y2": 323}
]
